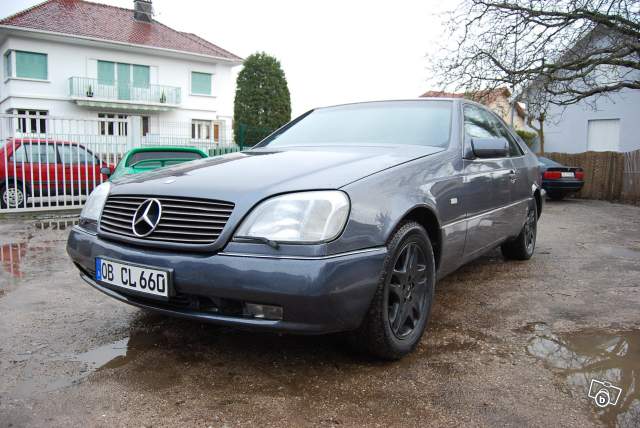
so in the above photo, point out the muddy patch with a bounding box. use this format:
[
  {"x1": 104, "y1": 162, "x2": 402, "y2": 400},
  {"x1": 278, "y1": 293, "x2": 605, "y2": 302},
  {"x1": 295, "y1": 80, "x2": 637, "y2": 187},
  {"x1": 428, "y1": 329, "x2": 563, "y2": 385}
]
[{"x1": 524, "y1": 323, "x2": 640, "y2": 427}]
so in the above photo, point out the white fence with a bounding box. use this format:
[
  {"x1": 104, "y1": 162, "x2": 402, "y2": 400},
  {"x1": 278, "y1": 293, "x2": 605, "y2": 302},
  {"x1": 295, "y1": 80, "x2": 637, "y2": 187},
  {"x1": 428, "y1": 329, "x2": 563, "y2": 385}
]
[{"x1": 0, "y1": 113, "x2": 237, "y2": 213}]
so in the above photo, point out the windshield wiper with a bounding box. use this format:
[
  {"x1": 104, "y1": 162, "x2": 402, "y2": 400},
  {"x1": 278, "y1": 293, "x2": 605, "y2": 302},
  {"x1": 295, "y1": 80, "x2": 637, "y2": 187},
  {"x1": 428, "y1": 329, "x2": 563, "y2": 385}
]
[{"x1": 234, "y1": 235, "x2": 280, "y2": 249}]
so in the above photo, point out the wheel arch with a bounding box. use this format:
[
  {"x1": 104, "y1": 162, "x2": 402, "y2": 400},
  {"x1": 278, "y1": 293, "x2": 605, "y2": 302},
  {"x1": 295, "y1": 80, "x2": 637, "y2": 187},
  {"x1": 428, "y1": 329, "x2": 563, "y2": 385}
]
[{"x1": 390, "y1": 205, "x2": 442, "y2": 271}]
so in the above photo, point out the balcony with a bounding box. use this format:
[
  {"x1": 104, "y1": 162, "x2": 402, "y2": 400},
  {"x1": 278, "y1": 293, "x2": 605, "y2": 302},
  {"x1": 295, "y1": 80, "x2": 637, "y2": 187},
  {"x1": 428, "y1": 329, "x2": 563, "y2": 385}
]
[{"x1": 68, "y1": 77, "x2": 181, "y2": 111}]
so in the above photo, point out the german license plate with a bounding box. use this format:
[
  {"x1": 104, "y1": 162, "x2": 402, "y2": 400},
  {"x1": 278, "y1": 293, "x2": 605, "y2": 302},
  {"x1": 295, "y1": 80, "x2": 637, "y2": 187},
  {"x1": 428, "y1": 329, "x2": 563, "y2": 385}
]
[
  {"x1": 561, "y1": 172, "x2": 574, "y2": 178},
  {"x1": 95, "y1": 258, "x2": 170, "y2": 299}
]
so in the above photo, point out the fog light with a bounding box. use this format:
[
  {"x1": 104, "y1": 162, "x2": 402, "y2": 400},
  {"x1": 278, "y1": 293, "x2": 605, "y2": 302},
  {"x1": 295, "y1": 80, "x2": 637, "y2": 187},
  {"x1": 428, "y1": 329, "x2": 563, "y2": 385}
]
[{"x1": 243, "y1": 303, "x2": 283, "y2": 320}]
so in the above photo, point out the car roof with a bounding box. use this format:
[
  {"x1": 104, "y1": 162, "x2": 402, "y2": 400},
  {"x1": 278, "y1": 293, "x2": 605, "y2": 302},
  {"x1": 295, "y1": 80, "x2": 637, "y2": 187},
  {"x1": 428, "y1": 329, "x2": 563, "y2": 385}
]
[{"x1": 315, "y1": 98, "x2": 461, "y2": 110}]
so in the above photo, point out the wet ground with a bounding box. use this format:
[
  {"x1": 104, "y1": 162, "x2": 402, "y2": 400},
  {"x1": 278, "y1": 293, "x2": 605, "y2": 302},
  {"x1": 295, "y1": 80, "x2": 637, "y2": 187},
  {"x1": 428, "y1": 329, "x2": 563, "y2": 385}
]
[{"x1": 0, "y1": 199, "x2": 638, "y2": 427}]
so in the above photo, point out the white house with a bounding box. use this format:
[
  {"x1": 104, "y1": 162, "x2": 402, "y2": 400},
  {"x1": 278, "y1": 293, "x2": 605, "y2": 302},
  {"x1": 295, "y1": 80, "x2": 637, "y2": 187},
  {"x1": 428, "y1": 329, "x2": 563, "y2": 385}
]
[
  {"x1": 543, "y1": 86, "x2": 640, "y2": 153},
  {"x1": 0, "y1": 0, "x2": 242, "y2": 144},
  {"x1": 538, "y1": 27, "x2": 640, "y2": 154}
]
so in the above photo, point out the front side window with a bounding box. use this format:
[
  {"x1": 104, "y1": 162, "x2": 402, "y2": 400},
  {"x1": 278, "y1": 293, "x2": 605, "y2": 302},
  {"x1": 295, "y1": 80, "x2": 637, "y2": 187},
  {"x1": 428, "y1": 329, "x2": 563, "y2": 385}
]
[
  {"x1": 191, "y1": 72, "x2": 212, "y2": 95},
  {"x1": 463, "y1": 105, "x2": 501, "y2": 139},
  {"x1": 14, "y1": 51, "x2": 48, "y2": 80},
  {"x1": 488, "y1": 113, "x2": 524, "y2": 157},
  {"x1": 260, "y1": 101, "x2": 452, "y2": 148},
  {"x1": 58, "y1": 145, "x2": 95, "y2": 165}
]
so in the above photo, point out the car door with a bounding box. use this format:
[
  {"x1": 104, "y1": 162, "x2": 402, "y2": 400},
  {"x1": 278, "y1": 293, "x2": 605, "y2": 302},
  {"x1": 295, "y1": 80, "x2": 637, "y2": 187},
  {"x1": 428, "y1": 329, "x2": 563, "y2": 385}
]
[
  {"x1": 24, "y1": 142, "x2": 58, "y2": 204},
  {"x1": 461, "y1": 103, "x2": 514, "y2": 259},
  {"x1": 487, "y1": 113, "x2": 530, "y2": 238}
]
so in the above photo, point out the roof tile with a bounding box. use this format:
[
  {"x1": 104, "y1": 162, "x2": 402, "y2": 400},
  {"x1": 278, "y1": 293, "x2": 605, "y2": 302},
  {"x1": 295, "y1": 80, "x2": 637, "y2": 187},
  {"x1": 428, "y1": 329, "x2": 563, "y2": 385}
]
[{"x1": 0, "y1": 0, "x2": 242, "y2": 61}]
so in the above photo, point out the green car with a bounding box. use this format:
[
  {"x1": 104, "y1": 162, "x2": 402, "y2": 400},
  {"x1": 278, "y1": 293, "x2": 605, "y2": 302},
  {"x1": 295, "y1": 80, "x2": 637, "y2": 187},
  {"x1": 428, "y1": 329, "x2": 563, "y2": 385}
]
[{"x1": 102, "y1": 147, "x2": 208, "y2": 181}]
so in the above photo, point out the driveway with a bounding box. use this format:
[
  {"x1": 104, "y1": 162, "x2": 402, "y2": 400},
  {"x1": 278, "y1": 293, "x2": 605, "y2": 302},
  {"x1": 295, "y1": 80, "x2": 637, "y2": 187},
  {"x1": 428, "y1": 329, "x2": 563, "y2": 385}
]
[{"x1": 0, "y1": 199, "x2": 638, "y2": 427}]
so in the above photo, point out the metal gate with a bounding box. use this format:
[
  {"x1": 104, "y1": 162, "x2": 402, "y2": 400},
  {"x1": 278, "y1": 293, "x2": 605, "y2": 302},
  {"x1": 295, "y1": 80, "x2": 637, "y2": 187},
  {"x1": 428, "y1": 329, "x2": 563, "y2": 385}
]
[{"x1": 0, "y1": 113, "x2": 239, "y2": 213}]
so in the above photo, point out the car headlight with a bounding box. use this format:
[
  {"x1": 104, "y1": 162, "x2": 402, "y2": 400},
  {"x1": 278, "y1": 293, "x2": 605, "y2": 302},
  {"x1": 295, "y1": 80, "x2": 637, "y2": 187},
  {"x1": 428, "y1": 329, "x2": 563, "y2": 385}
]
[
  {"x1": 80, "y1": 182, "x2": 111, "y2": 222},
  {"x1": 235, "y1": 191, "x2": 350, "y2": 243}
]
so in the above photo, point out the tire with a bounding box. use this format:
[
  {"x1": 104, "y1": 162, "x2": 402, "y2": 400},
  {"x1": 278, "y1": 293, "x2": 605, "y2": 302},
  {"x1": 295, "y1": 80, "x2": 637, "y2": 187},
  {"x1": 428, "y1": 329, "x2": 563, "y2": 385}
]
[
  {"x1": 1, "y1": 181, "x2": 27, "y2": 209},
  {"x1": 501, "y1": 202, "x2": 537, "y2": 260},
  {"x1": 349, "y1": 221, "x2": 436, "y2": 360}
]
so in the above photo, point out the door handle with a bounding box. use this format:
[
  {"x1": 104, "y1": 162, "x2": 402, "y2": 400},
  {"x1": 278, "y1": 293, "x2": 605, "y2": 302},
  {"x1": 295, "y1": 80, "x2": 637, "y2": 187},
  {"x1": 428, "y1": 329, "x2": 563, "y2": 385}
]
[{"x1": 509, "y1": 169, "x2": 517, "y2": 183}]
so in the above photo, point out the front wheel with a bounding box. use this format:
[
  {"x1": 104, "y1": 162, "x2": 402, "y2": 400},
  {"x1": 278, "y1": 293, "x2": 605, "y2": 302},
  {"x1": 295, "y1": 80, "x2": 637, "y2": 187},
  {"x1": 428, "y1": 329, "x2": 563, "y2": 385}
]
[
  {"x1": 501, "y1": 203, "x2": 537, "y2": 260},
  {"x1": 1, "y1": 183, "x2": 26, "y2": 209},
  {"x1": 349, "y1": 222, "x2": 436, "y2": 360}
]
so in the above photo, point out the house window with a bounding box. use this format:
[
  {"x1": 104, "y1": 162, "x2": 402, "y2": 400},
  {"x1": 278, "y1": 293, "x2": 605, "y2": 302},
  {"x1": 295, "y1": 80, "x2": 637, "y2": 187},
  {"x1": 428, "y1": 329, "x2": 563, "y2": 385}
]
[
  {"x1": 4, "y1": 51, "x2": 11, "y2": 79},
  {"x1": 191, "y1": 72, "x2": 212, "y2": 95},
  {"x1": 97, "y1": 60, "x2": 115, "y2": 85},
  {"x1": 12, "y1": 109, "x2": 48, "y2": 134},
  {"x1": 98, "y1": 61, "x2": 149, "y2": 88},
  {"x1": 99, "y1": 113, "x2": 128, "y2": 136},
  {"x1": 4, "y1": 50, "x2": 48, "y2": 80},
  {"x1": 142, "y1": 116, "x2": 150, "y2": 136},
  {"x1": 192, "y1": 119, "x2": 212, "y2": 140}
]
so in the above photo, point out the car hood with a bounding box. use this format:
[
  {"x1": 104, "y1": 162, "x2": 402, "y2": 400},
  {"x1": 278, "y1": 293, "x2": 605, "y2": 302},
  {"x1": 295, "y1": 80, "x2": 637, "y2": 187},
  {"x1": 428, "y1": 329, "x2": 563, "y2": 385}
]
[{"x1": 110, "y1": 145, "x2": 444, "y2": 202}]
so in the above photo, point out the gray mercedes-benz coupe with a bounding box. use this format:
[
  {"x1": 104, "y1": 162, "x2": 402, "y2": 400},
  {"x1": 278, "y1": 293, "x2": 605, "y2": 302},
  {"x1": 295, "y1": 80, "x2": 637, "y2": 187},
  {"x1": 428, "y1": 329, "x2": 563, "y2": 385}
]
[{"x1": 67, "y1": 99, "x2": 543, "y2": 359}]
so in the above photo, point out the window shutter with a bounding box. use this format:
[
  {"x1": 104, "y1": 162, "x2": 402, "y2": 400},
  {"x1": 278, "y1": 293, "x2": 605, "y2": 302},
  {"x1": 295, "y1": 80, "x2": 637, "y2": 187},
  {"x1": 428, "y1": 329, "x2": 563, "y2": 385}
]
[
  {"x1": 98, "y1": 61, "x2": 115, "y2": 85},
  {"x1": 15, "y1": 51, "x2": 47, "y2": 80},
  {"x1": 191, "y1": 72, "x2": 212, "y2": 95},
  {"x1": 132, "y1": 65, "x2": 150, "y2": 88}
]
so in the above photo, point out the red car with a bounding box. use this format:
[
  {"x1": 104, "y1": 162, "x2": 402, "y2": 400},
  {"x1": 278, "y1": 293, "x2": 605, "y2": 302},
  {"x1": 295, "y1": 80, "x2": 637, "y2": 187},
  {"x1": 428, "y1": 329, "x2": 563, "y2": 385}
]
[{"x1": 0, "y1": 139, "x2": 113, "y2": 209}]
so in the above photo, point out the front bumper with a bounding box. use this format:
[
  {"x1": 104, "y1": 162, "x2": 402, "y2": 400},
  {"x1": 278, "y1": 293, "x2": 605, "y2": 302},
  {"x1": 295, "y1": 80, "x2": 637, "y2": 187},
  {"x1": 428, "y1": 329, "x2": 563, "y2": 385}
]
[{"x1": 67, "y1": 226, "x2": 386, "y2": 334}]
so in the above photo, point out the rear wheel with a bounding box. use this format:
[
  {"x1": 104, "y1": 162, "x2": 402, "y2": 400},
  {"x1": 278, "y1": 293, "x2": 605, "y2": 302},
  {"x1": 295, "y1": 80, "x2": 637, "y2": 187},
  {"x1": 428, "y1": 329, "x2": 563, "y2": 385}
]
[
  {"x1": 1, "y1": 182, "x2": 26, "y2": 209},
  {"x1": 501, "y1": 203, "x2": 537, "y2": 260},
  {"x1": 349, "y1": 222, "x2": 436, "y2": 360}
]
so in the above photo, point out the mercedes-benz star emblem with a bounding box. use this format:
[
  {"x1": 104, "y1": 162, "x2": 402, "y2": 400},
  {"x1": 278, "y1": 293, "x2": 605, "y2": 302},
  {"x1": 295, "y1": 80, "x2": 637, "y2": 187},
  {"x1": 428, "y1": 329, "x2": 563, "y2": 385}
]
[{"x1": 132, "y1": 198, "x2": 162, "y2": 237}]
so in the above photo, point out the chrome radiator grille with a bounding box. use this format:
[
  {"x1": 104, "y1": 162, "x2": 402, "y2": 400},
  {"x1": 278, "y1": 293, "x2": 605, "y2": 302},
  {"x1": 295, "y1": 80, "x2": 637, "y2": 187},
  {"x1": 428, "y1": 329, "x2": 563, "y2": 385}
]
[{"x1": 99, "y1": 195, "x2": 234, "y2": 244}]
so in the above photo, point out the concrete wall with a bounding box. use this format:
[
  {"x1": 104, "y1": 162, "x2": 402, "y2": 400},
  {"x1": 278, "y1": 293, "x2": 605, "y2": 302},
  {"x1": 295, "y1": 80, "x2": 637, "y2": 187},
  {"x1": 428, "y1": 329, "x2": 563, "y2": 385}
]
[
  {"x1": 0, "y1": 33, "x2": 238, "y2": 139},
  {"x1": 543, "y1": 87, "x2": 640, "y2": 154}
]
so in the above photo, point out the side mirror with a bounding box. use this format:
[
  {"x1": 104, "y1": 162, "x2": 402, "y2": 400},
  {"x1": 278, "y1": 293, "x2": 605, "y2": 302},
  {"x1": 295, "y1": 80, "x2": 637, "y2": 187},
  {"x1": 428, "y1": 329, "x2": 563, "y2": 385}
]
[
  {"x1": 471, "y1": 137, "x2": 509, "y2": 158},
  {"x1": 100, "y1": 166, "x2": 112, "y2": 176}
]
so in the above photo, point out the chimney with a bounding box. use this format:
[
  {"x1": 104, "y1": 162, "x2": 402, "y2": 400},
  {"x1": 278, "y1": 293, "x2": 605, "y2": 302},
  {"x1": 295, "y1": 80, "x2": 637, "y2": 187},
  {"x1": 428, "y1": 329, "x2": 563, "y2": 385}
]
[{"x1": 133, "y1": 0, "x2": 153, "y2": 22}]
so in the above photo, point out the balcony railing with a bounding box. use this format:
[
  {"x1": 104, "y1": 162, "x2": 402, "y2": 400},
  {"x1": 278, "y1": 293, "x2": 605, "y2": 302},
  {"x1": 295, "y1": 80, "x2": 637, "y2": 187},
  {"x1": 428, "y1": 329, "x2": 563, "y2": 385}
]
[{"x1": 69, "y1": 77, "x2": 181, "y2": 106}]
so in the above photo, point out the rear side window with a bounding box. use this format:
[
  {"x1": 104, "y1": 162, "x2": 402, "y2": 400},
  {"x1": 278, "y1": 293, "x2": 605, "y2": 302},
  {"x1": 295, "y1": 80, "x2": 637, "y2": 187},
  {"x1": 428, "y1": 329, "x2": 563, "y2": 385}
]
[
  {"x1": 9, "y1": 145, "x2": 27, "y2": 162},
  {"x1": 24, "y1": 143, "x2": 56, "y2": 163},
  {"x1": 126, "y1": 151, "x2": 203, "y2": 166}
]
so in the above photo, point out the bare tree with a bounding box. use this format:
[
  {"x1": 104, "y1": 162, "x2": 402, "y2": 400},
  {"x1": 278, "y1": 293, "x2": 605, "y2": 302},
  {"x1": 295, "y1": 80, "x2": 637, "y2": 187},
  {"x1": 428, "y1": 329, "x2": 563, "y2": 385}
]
[{"x1": 429, "y1": 0, "x2": 640, "y2": 151}]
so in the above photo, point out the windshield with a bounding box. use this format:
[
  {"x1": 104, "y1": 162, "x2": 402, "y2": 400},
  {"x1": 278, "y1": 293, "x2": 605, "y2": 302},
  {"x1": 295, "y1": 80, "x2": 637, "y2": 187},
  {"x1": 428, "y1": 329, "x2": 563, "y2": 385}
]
[
  {"x1": 538, "y1": 156, "x2": 562, "y2": 167},
  {"x1": 126, "y1": 150, "x2": 203, "y2": 167},
  {"x1": 259, "y1": 100, "x2": 452, "y2": 148}
]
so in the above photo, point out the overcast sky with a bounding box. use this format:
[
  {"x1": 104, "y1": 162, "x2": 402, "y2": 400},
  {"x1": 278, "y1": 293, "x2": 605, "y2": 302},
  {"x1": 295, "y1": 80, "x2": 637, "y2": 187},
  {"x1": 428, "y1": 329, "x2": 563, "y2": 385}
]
[{"x1": 1, "y1": 0, "x2": 450, "y2": 116}]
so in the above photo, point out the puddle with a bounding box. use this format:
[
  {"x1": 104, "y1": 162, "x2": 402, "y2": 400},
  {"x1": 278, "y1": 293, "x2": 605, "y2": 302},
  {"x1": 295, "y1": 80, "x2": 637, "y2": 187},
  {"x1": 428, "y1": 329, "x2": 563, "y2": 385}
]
[
  {"x1": 0, "y1": 217, "x2": 78, "y2": 293},
  {"x1": 525, "y1": 323, "x2": 640, "y2": 427}
]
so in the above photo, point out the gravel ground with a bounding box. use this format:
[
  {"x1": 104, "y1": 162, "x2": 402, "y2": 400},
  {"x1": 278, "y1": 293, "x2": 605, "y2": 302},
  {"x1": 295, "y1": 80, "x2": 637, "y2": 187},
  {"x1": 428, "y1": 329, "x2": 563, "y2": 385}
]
[{"x1": 0, "y1": 199, "x2": 638, "y2": 427}]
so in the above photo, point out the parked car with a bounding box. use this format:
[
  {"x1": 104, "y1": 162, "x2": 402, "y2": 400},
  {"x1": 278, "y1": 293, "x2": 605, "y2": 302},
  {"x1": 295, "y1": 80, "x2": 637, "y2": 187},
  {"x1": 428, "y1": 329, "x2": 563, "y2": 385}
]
[
  {"x1": 0, "y1": 139, "x2": 113, "y2": 209},
  {"x1": 538, "y1": 156, "x2": 584, "y2": 200},
  {"x1": 105, "y1": 147, "x2": 208, "y2": 181},
  {"x1": 67, "y1": 99, "x2": 544, "y2": 359}
]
